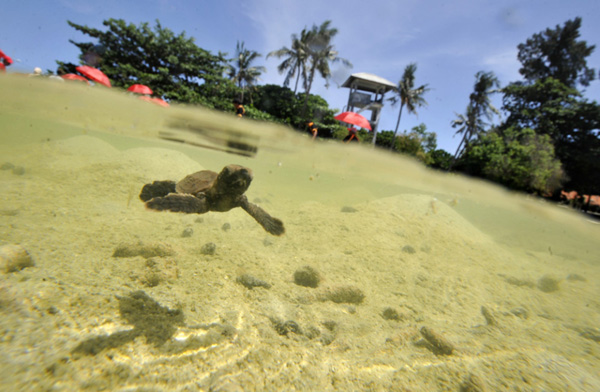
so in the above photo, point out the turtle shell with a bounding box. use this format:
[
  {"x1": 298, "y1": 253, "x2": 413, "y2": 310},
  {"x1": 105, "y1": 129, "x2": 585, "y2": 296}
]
[{"x1": 175, "y1": 170, "x2": 218, "y2": 194}]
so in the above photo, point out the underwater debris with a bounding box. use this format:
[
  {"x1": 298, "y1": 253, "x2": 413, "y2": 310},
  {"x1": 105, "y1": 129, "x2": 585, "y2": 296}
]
[
  {"x1": 320, "y1": 333, "x2": 336, "y2": 346},
  {"x1": 419, "y1": 326, "x2": 455, "y2": 355},
  {"x1": 181, "y1": 227, "x2": 194, "y2": 238},
  {"x1": 0, "y1": 244, "x2": 34, "y2": 273},
  {"x1": 321, "y1": 320, "x2": 338, "y2": 332},
  {"x1": 236, "y1": 274, "x2": 271, "y2": 289},
  {"x1": 112, "y1": 241, "x2": 175, "y2": 259},
  {"x1": 268, "y1": 317, "x2": 333, "y2": 341},
  {"x1": 579, "y1": 328, "x2": 600, "y2": 343},
  {"x1": 293, "y1": 266, "x2": 321, "y2": 288},
  {"x1": 262, "y1": 237, "x2": 274, "y2": 247},
  {"x1": 200, "y1": 242, "x2": 217, "y2": 255},
  {"x1": 0, "y1": 209, "x2": 19, "y2": 216},
  {"x1": 221, "y1": 223, "x2": 231, "y2": 232},
  {"x1": 498, "y1": 274, "x2": 535, "y2": 288},
  {"x1": 565, "y1": 325, "x2": 600, "y2": 343},
  {"x1": 271, "y1": 319, "x2": 302, "y2": 336},
  {"x1": 509, "y1": 307, "x2": 529, "y2": 319},
  {"x1": 420, "y1": 244, "x2": 432, "y2": 253},
  {"x1": 402, "y1": 245, "x2": 416, "y2": 254},
  {"x1": 537, "y1": 274, "x2": 560, "y2": 293},
  {"x1": 341, "y1": 206, "x2": 358, "y2": 213},
  {"x1": 324, "y1": 285, "x2": 365, "y2": 304},
  {"x1": 139, "y1": 257, "x2": 179, "y2": 287},
  {"x1": 480, "y1": 306, "x2": 497, "y2": 326},
  {"x1": 382, "y1": 307, "x2": 402, "y2": 321},
  {"x1": 0, "y1": 162, "x2": 24, "y2": 175},
  {"x1": 460, "y1": 373, "x2": 489, "y2": 392},
  {"x1": 303, "y1": 325, "x2": 321, "y2": 340},
  {"x1": 566, "y1": 273, "x2": 586, "y2": 282}
]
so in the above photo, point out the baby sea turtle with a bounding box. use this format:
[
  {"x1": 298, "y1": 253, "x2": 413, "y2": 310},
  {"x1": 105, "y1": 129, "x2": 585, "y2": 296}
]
[{"x1": 139, "y1": 164, "x2": 285, "y2": 236}]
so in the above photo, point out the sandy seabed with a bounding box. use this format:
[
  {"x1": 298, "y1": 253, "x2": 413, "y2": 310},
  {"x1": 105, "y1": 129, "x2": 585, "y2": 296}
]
[{"x1": 1, "y1": 78, "x2": 599, "y2": 391}]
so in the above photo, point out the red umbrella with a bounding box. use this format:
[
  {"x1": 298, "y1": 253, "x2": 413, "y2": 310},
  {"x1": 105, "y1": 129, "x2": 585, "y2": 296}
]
[
  {"x1": 139, "y1": 96, "x2": 170, "y2": 107},
  {"x1": 61, "y1": 73, "x2": 90, "y2": 84},
  {"x1": 0, "y1": 49, "x2": 12, "y2": 72},
  {"x1": 0, "y1": 49, "x2": 13, "y2": 65},
  {"x1": 127, "y1": 84, "x2": 153, "y2": 95},
  {"x1": 75, "y1": 65, "x2": 111, "y2": 87},
  {"x1": 334, "y1": 111, "x2": 372, "y2": 131}
]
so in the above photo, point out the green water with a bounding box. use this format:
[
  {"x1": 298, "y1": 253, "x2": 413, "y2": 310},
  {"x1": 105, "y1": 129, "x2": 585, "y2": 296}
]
[{"x1": 1, "y1": 76, "x2": 599, "y2": 391}]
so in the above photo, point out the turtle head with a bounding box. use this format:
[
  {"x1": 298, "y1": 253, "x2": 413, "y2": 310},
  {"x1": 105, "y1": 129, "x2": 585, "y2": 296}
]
[{"x1": 214, "y1": 164, "x2": 253, "y2": 195}]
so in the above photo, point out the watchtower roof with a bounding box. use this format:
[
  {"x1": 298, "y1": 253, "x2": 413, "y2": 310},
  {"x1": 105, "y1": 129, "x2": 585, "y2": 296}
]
[{"x1": 341, "y1": 72, "x2": 397, "y2": 94}]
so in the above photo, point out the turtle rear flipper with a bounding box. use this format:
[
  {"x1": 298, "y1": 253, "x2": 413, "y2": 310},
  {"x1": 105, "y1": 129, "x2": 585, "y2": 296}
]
[
  {"x1": 241, "y1": 199, "x2": 285, "y2": 236},
  {"x1": 140, "y1": 181, "x2": 177, "y2": 202},
  {"x1": 146, "y1": 194, "x2": 209, "y2": 214}
]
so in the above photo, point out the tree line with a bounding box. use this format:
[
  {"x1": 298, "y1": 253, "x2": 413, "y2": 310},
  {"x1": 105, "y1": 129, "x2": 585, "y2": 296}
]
[{"x1": 55, "y1": 17, "x2": 599, "y2": 210}]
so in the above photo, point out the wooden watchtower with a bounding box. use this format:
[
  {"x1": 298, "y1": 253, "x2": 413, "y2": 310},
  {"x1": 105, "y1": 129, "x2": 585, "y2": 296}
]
[{"x1": 341, "y1": 72, "x2": 396, "y2": 138}]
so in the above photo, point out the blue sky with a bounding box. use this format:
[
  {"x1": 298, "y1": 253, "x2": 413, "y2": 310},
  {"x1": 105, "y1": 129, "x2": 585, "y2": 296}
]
[{"x1": 2, "y1": 0, "x2": 599, "y2": 154}]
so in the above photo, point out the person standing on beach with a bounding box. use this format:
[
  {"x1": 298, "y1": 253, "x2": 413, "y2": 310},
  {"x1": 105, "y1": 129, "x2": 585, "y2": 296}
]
[
  {"x1": 233, "y1": 99, "x2": 245, "y2": 117},
  {"x1": 343, "y1": 127, "x2": 360, "y2": 143},
  {"x1": 306, "y1": 121, "x2": 318, "y2": 140}
]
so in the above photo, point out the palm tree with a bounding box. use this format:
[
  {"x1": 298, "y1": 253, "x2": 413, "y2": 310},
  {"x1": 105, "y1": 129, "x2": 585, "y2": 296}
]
[
  {"x1": 228, "y1": 41, "x2": 266, "y2": 101},
  {"x1": 451, "y1": 106, "x2": 476, "y2": 161},
  {"x1": 387, "y1": 63, "x2": 429, "y2": 148},
  {"x1": 452, "y1": 71, "x2": 500, "y2": 160},
  {"x1": 300, "y1": 20, "x2": 352, "y2": 119},
  {"x1": 267, "y1": 28, "x2": 310, "y2": 94}
]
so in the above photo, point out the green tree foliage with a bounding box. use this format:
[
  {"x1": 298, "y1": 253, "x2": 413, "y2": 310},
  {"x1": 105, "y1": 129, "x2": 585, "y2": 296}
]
[
  {"x1": 428, "y1": 149, "x2": 454, "y2": 171},
  {"x1": 395, "y1": 132, "x2": 427, "y2": 161},
  {"x1": 503, "y1": 17, "x2": 600, "y2": 199},
  {"x1": 559, "y1": 126, "x2": 600, "y2": 203},
  {"x1": 252, "y1": 84, "x2": 300, "y2": 124},
  {"x1": 394, "y1": 124, "x2": 437, "y2": 164},
  {"x1": 267, "y1": 28, "x2": 310, "y2": 94},
  {"x1": 57, "y1": 19, "x2": 236, "y2": 109},
  {"x1": 297, "y1": 92, "x2": 347, "y2": 138},
  {"x1": 502, "y1": 78, "x2": 587, "y2": 142},
  {"x1": 411, "y1": 123, "x2": 437, "y2": 153},
  {"x1": 387, "y1": 63, "x2": 430, "y2": 148},
  {"x1": 356, "y1": 129, "x2": 373, "y2": 143},
  {"x1": 373, "y1": 131, "x2": 395, "y2": 149},
  {"x1": 251, "y1": 84, "x2": 346, "y2": 137},
  {"x1": 227, "y1": 41, "x2": 266, "y2": 102},
  {"x1": 462, "y1": 127, "x2": 564, "y2": 194},
  {"x1": 517, "y1": 17, "x2": 596, "y2": 87},
  {"x1": 369, "y1": 124, "x2": 439, "y2": 164}
]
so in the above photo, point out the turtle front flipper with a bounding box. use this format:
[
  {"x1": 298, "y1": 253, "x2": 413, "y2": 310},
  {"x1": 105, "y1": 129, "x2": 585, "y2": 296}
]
[
  {"x1": 146, "y1": 194, "x2": 209, "y2": 214},
  {"x1": 240, "y1": 198, "x2": 285, "y2": 236},
  {"x1": 140, "y1": 181, "x2": 177, "y2": 202}
]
